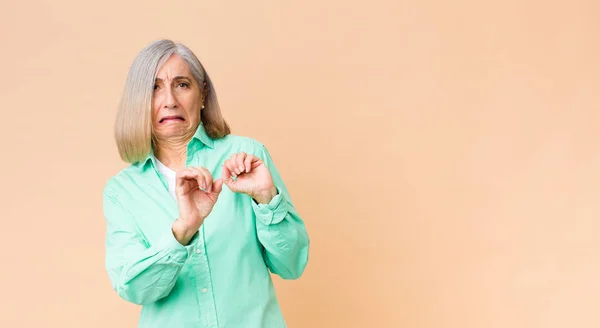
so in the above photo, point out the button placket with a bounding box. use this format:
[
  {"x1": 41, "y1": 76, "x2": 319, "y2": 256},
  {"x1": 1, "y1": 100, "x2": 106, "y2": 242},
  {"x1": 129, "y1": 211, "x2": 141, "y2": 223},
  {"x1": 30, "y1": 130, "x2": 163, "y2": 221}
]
[{"x1": 193, "y1": 228, "x2": 219, "y2": 327}]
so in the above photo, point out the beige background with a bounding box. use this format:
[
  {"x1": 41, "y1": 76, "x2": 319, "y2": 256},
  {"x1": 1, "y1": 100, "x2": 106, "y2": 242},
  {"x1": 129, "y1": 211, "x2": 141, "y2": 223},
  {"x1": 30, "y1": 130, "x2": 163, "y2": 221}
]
[{"x1": 1, "y1": 0, "x2": 599, "y2": 327}]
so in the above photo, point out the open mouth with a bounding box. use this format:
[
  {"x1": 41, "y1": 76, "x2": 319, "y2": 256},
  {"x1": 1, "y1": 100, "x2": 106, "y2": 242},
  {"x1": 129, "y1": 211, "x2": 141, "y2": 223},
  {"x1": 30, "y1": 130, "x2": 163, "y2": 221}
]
[{"x1": 159, "y1": 116, "x2": 185, "y2": 123}]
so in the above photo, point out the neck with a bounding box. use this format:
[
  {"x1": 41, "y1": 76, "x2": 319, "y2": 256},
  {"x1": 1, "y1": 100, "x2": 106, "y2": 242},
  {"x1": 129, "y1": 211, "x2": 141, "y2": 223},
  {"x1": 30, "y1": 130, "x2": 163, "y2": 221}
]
[{"x1": 153, "y1": 132, "x2": 194, "y2": 171}]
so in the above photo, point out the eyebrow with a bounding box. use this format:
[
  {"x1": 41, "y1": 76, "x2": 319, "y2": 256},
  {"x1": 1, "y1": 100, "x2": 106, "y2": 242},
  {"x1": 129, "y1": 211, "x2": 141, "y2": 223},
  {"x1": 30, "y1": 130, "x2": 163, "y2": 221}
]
[{"x1": 155, "y1": 76, "x2": 192, "y2": 82}]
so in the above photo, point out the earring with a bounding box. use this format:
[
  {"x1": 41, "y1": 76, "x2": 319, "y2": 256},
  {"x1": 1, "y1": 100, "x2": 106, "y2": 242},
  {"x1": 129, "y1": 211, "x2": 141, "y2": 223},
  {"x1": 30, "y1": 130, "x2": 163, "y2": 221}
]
[{"x1": 201, "y1": 105, "x2": 205, "y2": 109}]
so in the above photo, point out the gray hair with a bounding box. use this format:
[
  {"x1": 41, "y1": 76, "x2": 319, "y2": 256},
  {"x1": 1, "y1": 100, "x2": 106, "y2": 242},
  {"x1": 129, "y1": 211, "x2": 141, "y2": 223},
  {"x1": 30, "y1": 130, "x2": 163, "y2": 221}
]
[{"x1": 114, "y1": 39, "x2": 230, "y2": 164}]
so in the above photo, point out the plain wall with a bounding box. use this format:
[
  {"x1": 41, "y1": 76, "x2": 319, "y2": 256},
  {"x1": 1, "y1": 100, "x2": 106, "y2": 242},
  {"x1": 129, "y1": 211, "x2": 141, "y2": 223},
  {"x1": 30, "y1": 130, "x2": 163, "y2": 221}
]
[{"x1": 1, "y1": 0, "x2": 599, "y2": 327}]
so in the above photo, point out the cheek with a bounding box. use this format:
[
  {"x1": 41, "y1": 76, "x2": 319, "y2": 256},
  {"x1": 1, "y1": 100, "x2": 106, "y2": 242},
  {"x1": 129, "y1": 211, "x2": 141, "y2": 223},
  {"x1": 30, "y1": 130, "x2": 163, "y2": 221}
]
[
  {"x1": 152, "y1": 94, "x2": 161, "y2": 108},
  {"x1": 151, "y1": 94, "x2": 163, "y2": 116},
  {"x1": 181, "y1": 95, "x2": 200, "y2": 114},
  {"x1": 179, "y1": 94, "x2": 195, "y2": 107}
]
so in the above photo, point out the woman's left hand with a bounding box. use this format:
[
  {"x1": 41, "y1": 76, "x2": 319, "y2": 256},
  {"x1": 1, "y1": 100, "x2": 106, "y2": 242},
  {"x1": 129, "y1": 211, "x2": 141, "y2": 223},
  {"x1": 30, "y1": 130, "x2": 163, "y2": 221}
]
[{"x1": 222, "y1": 152, "x2": 277, "y2": 204}]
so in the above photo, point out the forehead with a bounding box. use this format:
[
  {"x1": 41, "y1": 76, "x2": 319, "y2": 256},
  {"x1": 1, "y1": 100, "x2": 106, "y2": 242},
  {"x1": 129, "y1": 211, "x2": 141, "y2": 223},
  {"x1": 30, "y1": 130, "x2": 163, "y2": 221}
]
[{"x1": 156, "y1": 54, "x2": 192, "y2": 79}]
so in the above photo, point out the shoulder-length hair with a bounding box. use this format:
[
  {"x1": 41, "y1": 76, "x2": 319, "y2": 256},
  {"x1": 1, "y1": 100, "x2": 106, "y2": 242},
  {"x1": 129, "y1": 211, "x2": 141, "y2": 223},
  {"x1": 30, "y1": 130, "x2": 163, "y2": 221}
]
[{"x1": 114, "y1": 39, "x2": 230, "y2": 164}]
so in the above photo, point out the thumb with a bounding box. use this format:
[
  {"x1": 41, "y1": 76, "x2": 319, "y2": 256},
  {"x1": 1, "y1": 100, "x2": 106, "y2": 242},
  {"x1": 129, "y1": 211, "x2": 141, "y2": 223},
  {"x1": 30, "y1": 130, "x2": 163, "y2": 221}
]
[
  {"x1": 212, "y1": 178, "x2": 224, "y2": 194},
  {"x1": 223, "y1": 176, "x2": 238, "y2": 192},
  {"x1": 222, "y1": 165, "x2": 237, "y2": 189}
]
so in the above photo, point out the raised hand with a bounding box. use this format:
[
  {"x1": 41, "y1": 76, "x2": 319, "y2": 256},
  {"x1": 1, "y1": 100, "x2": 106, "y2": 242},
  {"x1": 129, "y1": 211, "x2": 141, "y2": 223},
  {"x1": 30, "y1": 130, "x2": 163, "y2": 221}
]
[
  {"x1": 222, "y1": 152, "x2": 277, "y2": 204},
  {"x1": 172, "y1": 167, "x2": 223, "y2": 245}
]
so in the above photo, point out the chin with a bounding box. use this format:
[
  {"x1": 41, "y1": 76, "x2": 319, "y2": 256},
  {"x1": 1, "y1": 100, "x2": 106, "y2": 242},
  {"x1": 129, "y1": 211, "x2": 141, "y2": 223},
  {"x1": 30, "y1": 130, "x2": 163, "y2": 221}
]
[{"x1": 157, "y1": 126, "x2": 189, "y2": 138}]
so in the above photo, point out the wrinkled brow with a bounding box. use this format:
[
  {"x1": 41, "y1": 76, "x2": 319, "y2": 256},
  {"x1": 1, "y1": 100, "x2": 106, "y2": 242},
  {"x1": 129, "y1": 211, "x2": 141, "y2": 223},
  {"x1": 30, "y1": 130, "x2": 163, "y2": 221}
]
[{"x1": 155, "y1": 76, "x2": 192, "y2": 82}]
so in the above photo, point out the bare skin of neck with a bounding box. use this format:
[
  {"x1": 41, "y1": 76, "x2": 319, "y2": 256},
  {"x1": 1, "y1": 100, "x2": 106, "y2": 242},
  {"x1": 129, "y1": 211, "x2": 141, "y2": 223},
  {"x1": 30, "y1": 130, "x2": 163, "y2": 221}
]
[{"x1": 153, "y1": 127, "x2": 196, "y2": 171}]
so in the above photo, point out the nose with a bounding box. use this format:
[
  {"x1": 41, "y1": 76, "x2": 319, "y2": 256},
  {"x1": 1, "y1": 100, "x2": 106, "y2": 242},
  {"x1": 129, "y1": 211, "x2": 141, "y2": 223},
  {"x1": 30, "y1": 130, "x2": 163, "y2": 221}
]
[{"x1": 163, "y1": 87, "x2": 177, "y2": 108}]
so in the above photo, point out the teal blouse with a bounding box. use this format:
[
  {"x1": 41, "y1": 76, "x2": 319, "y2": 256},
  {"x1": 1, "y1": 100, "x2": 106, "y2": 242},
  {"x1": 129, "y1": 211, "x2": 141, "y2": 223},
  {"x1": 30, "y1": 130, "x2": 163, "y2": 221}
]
[{"x1": 102, "y1": 124, "x2": 310, "y2": 328}]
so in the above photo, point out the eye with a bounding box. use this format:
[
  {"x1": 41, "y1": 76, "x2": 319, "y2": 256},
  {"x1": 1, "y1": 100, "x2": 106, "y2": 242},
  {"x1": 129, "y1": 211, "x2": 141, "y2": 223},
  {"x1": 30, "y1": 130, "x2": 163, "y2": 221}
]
[
  {"x1": 153, "y1": 84, "x2": 159, "y2": 91},
  {"x1": 178, "y1": 82, "x2": 190, "y2": 88}
]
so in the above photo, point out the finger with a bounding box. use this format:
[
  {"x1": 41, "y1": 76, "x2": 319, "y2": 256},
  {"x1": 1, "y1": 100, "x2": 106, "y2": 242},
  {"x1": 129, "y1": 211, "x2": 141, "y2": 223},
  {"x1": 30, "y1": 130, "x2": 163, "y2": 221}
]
[
  {"x1": 221, "y1": 164, "x2": 237, "y2": 191},
  {"x1": 188, "y1": 167, "x2": 205, "y2": 190},
  {"x1": 223, "y1": 159, "x2": 237, "y2": 179},
  {"x1": 230, "y1": 153, "x2": 240, "y2": 175},
  {"x1": 243, "y1": 154, "x2": 255, "y2": 172},
  {"x1": 196, "y1": 166, "x2": 214, "y2": 191},
  {"x1": 211, "y1": 178, "x2": 224, "y2": 194},
  {"x1": 175, "y1": 169, "x2": 201, "y2": 196},
  {"x1": 176, "y1": 169, "x2": 197, "y2": 188},
  {"x1": 222, "y1": 162, "x2": 234, "y2": 183},
  {"x1": 237, "y1": 152, "x2": 247, "y2": 173},
  {"x1": 188, "y1": 167, "x2": 210, "y2": 191}
]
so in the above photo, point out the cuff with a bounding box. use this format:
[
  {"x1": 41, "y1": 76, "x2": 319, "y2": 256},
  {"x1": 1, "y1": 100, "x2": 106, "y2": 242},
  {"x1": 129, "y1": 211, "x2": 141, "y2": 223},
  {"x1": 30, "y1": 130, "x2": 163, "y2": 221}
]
[
  {"x1": 252, "y1": 187, "x2": 289, "y2": 225},
  {"x1": 155, "y1": 225, "x2": 200, "y2": 263}
]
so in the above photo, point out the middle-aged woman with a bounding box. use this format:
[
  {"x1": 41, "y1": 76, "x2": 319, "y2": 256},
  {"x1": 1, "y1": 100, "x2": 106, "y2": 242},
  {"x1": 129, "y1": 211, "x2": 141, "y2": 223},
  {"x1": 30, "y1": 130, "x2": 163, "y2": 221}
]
[{"x1": 102, "y1": 39, "x2": 310, "y2": 328}]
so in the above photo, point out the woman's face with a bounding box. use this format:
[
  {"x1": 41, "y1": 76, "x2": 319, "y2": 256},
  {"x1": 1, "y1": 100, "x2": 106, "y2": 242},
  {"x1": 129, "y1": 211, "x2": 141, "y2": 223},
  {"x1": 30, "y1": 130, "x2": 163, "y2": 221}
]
[{"x1": 152, "y1": 54, "x2": 203, "y2": 140}]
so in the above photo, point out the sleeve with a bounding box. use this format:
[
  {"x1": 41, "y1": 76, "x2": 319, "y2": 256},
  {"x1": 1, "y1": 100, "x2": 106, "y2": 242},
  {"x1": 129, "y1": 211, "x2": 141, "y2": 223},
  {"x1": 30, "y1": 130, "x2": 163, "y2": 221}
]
[
  {"x1": 103, "y1": 184, "x2": 199, "y2": 305},
  {"x1": 251, "y1": 143, "x2": 310, "y2": 279}
]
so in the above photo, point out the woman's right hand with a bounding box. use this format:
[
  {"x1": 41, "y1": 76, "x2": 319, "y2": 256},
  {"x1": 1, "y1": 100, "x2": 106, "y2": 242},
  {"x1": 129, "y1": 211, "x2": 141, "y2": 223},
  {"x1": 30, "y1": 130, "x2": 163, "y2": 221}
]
[{"x1": 172, "y1": 167, "x2": 224, "y2": 245}]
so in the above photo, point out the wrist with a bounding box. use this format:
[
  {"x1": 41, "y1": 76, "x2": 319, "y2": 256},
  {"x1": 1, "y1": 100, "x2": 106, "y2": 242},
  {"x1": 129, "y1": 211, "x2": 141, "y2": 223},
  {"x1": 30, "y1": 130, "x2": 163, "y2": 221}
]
[
  {"x1": 252, "y1": 186, "x2": 278, "y2": 204},
  {"x1": 172, "y1": 219, "x2": 198, "y2": 246}
]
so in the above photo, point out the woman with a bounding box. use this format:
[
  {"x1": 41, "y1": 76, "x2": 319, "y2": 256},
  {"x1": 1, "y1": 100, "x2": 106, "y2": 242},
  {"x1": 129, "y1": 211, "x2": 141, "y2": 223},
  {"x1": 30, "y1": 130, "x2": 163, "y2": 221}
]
[{"x1": 102, "y1": 39, "x2": 310, "y2": 328}]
